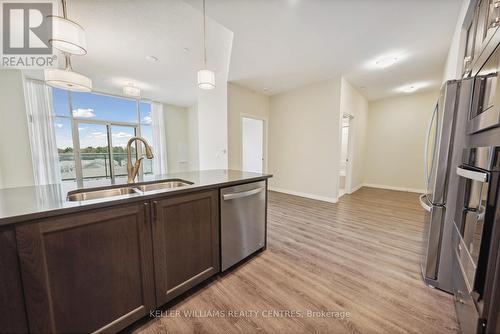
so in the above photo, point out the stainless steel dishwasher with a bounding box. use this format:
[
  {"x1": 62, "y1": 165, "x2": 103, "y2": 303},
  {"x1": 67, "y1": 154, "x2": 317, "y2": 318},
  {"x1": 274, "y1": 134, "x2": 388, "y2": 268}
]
[{"x1": 220, "y1": 180, "x2": 266, "y2": 271}]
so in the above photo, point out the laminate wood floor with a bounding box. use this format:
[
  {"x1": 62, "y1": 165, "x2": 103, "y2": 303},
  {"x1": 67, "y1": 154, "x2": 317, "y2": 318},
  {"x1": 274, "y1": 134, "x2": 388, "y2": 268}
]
[{"x1": 129, "y1": 187, "x2": 458, "y2": 334}]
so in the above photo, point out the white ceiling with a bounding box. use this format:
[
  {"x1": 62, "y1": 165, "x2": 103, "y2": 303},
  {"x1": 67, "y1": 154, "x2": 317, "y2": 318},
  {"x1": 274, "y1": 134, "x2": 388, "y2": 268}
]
[
  {"x1": 36, "y1": 0, "x2": 233, "y2": 107},
  {"x1": 27, "y1": 0, "x2": 462, "y2": 104},
  {"x1": 186, "y1": 0, "x2": 462, "y2": 100}
]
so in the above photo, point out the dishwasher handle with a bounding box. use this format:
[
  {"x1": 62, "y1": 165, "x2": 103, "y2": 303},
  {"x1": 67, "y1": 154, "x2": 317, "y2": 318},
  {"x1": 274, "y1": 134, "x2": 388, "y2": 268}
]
[{"x1": 223, "y1": 187, "x2": 264, "y2": 201}]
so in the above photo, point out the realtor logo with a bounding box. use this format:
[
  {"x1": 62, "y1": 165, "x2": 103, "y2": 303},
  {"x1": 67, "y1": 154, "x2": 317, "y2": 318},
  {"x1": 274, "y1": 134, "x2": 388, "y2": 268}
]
[
  {"x1": 1, "y1": 2, "x2": 56, "y2": 68},
  {"x1": 2, "y1": 2, "x2": 52, "y2": 54}
]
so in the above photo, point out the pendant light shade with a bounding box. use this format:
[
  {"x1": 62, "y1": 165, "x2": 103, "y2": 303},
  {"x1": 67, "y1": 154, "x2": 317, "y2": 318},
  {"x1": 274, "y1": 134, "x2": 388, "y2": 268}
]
[
  {"x1": 197, "y1": 69, "x2": 215, "y2": 90},
  {"x1": 49, "y1": 16, "x2": 87, "y2": 55},
  {"x1": 198, "y1": 0, "x2": 215, "y2": 90},
  {"x1": 45, "y1": 68, "x2": 92, "y2": 92},
  {"x1": 45, "y1": 54, "x2": 92, "y2": 92},
  {"x1": 44, "y1": 1, "x2": 91, "y2": 92},
  {"x1": 49, "y1": 0, "x2": 87, "y2": 55}
]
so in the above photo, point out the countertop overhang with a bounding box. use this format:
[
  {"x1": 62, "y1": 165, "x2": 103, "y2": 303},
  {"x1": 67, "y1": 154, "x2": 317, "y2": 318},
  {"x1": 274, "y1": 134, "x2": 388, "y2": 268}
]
[{"x1": 0, "y1": 170, "x2": 272, "y2": 225}]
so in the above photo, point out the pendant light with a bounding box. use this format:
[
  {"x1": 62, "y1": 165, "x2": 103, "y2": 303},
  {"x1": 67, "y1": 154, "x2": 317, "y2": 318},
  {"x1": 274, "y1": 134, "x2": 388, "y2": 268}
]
[
  {"x1": 197, "y1": 0, "x2": 215, "y2": 90},
  {"x1": 45, "y1": 54, "x2": 92, "y2": 92},
  {"x1": 45, "y1": 0, "x2": 91, "y2": 92},
  {"x1": 49, "y1": 0, "x2": 87, "y2": 55}
]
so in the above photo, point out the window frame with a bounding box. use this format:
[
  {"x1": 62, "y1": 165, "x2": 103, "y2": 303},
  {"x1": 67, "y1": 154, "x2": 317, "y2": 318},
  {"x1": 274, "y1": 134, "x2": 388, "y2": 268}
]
[{"x1": 53, "y1": 88, "x2": 152, "y2": 187}]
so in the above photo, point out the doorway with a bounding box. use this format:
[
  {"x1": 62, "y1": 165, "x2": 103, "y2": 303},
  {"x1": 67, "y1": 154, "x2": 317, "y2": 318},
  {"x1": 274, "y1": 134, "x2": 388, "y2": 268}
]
[
  {"x1": 242, "y1": 116, "x2": 264, "y2": 173},
  {"x1": 339, "y1": 114, "x2": 353, "y2": 197}
]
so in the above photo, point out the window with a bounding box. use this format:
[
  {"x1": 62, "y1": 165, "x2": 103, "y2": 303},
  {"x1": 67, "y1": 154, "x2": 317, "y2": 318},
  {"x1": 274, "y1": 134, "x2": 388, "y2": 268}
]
[{"x1": 53, "y1": 88, "x2": 154, "y2": 185}]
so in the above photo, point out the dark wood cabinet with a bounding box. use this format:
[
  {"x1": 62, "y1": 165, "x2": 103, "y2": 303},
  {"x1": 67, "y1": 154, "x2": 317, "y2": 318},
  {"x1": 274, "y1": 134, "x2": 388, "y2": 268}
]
[
  {"x1": 15, "y1": 202, "x2": 156, "y2": 334},
  {"x1": 0, "y1": 226, "x2": 29, "y2": 334},
  {"x1": 4, "y1": 180, "x2": 259, "y2": 333},
  {"x1": 152, "y1": 189, "x2": 220, "y2": 306}
]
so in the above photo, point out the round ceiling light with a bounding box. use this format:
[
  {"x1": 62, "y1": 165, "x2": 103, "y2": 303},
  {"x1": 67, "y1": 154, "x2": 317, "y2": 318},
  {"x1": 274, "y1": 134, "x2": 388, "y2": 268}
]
[
  {"x1": 49, "y1": 16, "x2": 87, "y2": 55},
  {"x1": 397, "y1": 83, "x2": 425, "y2": 93},
  {"x1": 145, "y1": 55, "x2": 159, "y2": 62},
  {"x1": 197, "y1": 69, "x2": 215, "y2": 90},
  {"x1": 44, "y1": 68, "x2": 92, "y2": 92},
  {"x1": 375, "y1": 56, "x2": 398, "y2": 68}
]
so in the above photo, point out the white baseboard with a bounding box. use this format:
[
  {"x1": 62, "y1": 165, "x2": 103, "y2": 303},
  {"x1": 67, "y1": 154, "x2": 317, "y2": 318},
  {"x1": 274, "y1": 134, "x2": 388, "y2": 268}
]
[
  {"x1": 349, "y1": 183, "x2": 364, "y2": 194},
  {"x1": 362, "y1": 183, "x2": 425, "y2": 194},
  {"x1": 269, "y1": 186, "x2": 338, "y2": 203}
]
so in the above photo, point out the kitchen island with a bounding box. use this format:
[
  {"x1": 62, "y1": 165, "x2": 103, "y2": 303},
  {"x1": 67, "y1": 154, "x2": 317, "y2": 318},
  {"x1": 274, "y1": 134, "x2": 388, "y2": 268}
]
[{"x1": 0, "y1": 170, "x2": 271, "y2": 334}]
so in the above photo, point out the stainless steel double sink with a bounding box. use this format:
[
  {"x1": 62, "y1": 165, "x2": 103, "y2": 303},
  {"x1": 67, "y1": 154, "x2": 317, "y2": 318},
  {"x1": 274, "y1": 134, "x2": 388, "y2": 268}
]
[{"x1": 67, "y1": 180, "x2": 193, "y2": 202}]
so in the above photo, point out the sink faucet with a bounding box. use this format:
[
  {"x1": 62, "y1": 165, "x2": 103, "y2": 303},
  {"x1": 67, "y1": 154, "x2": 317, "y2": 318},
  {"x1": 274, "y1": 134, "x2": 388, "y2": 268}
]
[{"x1": 127, "y1": 137, "x2": 154, "y2": 183}]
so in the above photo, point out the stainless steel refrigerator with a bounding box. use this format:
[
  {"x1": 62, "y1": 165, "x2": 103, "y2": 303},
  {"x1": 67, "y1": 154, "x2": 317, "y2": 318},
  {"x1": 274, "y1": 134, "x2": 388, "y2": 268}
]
[{"x1": 419, "y1": 79, "x2": 473, "y2": 293}]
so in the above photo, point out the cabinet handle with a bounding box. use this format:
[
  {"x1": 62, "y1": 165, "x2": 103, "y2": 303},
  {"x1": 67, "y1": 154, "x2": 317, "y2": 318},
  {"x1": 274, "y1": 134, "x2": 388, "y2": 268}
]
[
  {"x1": 152, "y1": 201, "x2": 158, "y2": 222},
  {"x1": 143, "y1": 202, "x2": 149, "y2": 219}
]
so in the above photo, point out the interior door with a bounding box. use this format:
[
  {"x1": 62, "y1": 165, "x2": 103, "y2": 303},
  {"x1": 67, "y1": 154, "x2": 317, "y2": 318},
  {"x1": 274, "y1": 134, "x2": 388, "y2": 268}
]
[{"x1": 242, "y1": 117, "x2": 264, "y2": 173}]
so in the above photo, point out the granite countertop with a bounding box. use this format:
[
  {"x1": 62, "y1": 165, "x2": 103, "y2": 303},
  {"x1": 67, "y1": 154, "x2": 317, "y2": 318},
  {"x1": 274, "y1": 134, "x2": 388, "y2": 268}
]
[{"x1": 0, "y1": 169, "x2": 272, "y2": 225}]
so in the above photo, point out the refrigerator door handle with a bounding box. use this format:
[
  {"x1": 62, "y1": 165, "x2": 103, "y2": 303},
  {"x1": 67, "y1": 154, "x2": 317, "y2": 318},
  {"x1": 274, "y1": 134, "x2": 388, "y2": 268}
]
[
  {"x1": 424, "y1": 106, "x2": 438, "y2": 190},
  {"x1": 456, "y1": 166, "x2": 489, "y2": 182},
  {"x1": 419, "y1": 194, "x2": 432, "y2": 212}
]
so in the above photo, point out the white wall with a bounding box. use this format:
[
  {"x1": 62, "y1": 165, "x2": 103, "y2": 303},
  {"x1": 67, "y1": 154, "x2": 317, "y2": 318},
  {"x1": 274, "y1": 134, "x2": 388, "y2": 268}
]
[
  {"x1": 197, "y1": 73, "x2": 229, "y2": 170},
  {"x1": 227, "y1": 82, "x2": 269, "y2": 171},
  {"x1": 442, "y1": 0, "x2": 472, "y2": 82},
  {"x1": 164, "y1": 103, "x2": 190, "y2": 173},
  {"x1": 0, "y1": 70, "x2": 35, "y2": 189},
  {"x1": 187, "y1": 103, "x2": 200, "y2": 171},
  {"x1": 339, "y1": 78, "x2": 368, "y2": 192},
  {"x1": 364, "y1": 91, "x2": 439, "y2": 192},
  {"x1": 195, "y1": 20, "x2": 234, "y2": 171},
  {"x1": 0, "y1": 161, "x2": 3, "y2": 189},
  {"x1": 268, "y1": 79, "x2": 341, "y2": 202}
]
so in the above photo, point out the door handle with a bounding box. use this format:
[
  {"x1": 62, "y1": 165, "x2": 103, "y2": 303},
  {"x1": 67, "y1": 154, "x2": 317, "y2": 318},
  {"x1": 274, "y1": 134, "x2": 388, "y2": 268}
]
[
  {"x1": 424, "y1": 105, "x2": 438, "y2": 189},
  {"x1": 456, "y1": 166, "x2": 489, "y2": 182},
  {"x1": 419, "y1": 194, "x2": 432, "y2": 212},
  {"x1": 223, "y1": 187, "x2": 264, "y2": 201}
]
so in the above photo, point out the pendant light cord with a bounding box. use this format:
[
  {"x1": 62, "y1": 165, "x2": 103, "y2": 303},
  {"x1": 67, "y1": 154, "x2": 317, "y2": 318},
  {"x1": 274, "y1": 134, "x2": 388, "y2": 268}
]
[
  {"x1": 61, "y1": 0, "x2": 67, "y2": 18},
  {"x1": 203, "y1": 0, "x2": 207, "y2": 68},
  {"x1": 61, "y1": 0, "x2": 73, "y2": 71}
]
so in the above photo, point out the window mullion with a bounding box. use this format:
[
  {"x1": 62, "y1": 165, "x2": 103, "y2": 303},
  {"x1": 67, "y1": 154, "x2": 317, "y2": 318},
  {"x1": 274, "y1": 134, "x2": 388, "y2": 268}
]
[
  {"x1": 107, "y1": 123, "x2": 115, "y2": 182},
  {"x1": 69, "y1": 92, "x2": 84, "y2": 187}
]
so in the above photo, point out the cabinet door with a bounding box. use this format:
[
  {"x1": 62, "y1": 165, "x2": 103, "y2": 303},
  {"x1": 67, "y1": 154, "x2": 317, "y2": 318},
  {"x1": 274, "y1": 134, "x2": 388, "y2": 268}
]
[
  {"x1": 0, "y1": 226, "x2": 29, "y2": 334},
  {"x1": 16, "y1": 202, "x2": 155, "y2": 334},
  {"x1": 152, "y1": 190, "x2": 219, "y2": 306},
  {"x1": 463, "y1": 7, "x2": 478, "y2": 77},
  {"x1": 476, "y1": 0, "x2": 499, "y2": 57}
]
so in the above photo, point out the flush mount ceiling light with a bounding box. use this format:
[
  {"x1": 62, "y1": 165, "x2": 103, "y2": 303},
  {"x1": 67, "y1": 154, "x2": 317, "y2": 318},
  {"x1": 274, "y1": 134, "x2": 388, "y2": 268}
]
[
  {"x1": 145, "y1": 55, "x2": 158, "y2": 62},
  {"x1": 45, "y1": 54, "x2": 92, "y2": 92},
  {"x1": 49, "y1": 0, "x2": 87, "y2": 55},
  {"x1": 375, "y1": 56, "x2": 398, "y2": 68},
  {"x1": 397, "y1": 83, "x2": 426, "y2": 93},
  {"x1": 197, "y1": 0, "x2": 215, "y2": 90},
  {"x1": 123, "y1": 83, "x2": 141, "y2": 98}
]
